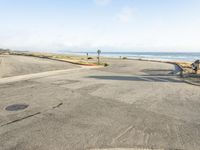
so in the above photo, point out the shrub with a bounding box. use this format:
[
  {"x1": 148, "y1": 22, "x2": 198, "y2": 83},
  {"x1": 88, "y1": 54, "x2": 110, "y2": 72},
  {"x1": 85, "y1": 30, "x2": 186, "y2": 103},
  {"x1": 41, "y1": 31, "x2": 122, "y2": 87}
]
[{"x1": 88, "y1": 57, "x2": 93, "y2": 59}]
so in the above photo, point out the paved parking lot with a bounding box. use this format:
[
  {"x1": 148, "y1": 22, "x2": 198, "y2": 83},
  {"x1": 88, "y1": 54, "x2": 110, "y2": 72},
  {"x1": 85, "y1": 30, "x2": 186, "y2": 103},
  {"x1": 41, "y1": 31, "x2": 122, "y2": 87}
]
[{"x1": 0, "y1": 56, "x2": 200, "y2": 150}]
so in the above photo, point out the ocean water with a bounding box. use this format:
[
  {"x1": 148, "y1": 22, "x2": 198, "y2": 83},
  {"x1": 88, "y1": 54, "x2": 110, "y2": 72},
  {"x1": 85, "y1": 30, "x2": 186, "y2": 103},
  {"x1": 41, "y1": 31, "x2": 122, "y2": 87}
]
[{"x1": 65, "y1": 52, "x2": 200, "y2": 62}]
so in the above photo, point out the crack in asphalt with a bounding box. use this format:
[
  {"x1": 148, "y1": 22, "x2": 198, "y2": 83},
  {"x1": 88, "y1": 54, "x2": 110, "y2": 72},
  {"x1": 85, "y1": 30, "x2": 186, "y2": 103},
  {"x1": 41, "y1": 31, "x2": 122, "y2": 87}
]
[
  {"x1": 1, "y1": 112, "x2": 41, "y2": 127},
  {"x1": 1, "y1": 102, "x2": 64, "y2": 127},
  {"x1": 52, "y1": 102, "x2": 63, "y2": 109}
]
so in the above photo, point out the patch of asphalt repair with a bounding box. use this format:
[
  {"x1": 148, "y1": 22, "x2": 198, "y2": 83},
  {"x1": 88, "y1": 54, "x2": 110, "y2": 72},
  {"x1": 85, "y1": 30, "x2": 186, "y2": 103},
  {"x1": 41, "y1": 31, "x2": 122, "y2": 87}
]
[{"x1": 5, "y1": 104, "x2": 29, "y2": 111}]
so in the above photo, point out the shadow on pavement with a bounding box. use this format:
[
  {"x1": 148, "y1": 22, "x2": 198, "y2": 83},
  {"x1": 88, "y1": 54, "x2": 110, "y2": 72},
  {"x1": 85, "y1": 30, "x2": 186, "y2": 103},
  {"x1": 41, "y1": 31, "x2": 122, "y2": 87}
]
[
  {"x1": 141, "y1": 69, "x2": 175, "y2": 76},
  {"x1": 87, "y1": 75, "x2": 183, "y2": 83}
]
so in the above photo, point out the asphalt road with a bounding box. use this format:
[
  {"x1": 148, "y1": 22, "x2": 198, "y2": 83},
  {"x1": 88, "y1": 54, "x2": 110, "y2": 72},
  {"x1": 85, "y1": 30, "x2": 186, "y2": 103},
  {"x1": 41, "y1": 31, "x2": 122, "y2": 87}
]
[
  {"x1": 0, "y1": 56, "x2": 200, "y2": 150},
  {"x1": 0, "y1": 55, "x2": 80, "y2": 78}
]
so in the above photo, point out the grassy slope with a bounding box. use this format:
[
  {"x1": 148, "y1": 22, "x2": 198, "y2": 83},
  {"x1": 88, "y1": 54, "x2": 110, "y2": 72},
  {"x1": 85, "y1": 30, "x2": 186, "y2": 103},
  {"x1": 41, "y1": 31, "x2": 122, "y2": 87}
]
[{"x1": 9, "y1": 51, "x2": 108, "y2": 66}]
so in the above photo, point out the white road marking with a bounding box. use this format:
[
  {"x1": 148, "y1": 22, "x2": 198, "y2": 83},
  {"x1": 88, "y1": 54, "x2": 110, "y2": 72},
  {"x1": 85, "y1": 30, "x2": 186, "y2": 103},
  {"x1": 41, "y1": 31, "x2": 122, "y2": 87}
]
[{"x1": 0, "y1": 66, "x2": 99, "y2": 85}]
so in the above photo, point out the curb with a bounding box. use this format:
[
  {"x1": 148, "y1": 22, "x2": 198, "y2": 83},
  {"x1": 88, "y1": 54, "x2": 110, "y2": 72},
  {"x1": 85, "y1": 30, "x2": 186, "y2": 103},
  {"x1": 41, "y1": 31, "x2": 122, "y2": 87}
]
[
  {"x1": 138, "y1": 59, "x2": 200, "y2": 87},
  {"x1": 9, "y1": 53, "x2": 101, "y2": 67},
  {"x1": 181, "y1": 78, "x2": 200, "y2": 86},
  {"x1": 172, "y1": 62, "x2": 200, "y2": 86}
]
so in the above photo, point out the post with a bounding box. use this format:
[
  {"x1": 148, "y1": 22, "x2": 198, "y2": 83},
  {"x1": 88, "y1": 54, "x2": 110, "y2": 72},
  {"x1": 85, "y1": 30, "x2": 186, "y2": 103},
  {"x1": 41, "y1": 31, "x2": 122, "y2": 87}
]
[
  {"x1": 194, "y1": 60, "x2": 199, "y2": 74},
  {"x1": 180, "y1": 69, "x2": 183, "y2": 78},
  {"x1": 197, "y1": 61, "x2": 200, "y2": 74},
  {"x1": 86, "y1": 53, "x2": 88, "y2": 62},
  {"x1": 97, "y1": 49, "x2": 101, "y2": 65}
]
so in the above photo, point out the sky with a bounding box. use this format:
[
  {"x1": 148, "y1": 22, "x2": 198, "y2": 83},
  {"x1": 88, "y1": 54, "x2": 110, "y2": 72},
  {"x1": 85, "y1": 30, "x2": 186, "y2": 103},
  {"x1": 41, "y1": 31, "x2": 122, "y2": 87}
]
[{"x1": 0, "y1": 0, "x2": 200, "y2": 52}]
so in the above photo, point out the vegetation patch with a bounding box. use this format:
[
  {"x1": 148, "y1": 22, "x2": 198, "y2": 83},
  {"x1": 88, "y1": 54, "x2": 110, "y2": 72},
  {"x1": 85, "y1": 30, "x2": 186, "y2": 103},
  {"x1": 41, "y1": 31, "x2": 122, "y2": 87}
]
[
  {"x1": 9, "y1": 51, "x2": 108, "y2": 67},
  {"x1": 176, "y1": 62, "x2": 200, "y2": 74}
]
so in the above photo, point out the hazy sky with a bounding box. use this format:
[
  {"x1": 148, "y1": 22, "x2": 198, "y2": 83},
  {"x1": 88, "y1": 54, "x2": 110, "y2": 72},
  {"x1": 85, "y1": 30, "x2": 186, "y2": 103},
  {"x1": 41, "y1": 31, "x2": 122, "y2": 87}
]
[{"x1": 0, "y1": 0, "x2": 200, "y2": 52}]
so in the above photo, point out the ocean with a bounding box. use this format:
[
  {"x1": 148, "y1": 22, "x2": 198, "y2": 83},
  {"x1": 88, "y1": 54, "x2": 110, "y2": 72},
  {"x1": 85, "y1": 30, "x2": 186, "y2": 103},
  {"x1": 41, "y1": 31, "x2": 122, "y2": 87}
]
[{"x1": 63, "y1": 52, "x2": 200, "y2": 62}]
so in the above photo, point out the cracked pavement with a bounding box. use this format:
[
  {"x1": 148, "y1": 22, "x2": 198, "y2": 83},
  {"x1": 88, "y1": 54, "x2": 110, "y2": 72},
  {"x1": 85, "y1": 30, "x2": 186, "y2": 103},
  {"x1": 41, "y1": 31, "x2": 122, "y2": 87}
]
[{"x1": 0, "y1": 56, "x2": 200, "y2": 150}]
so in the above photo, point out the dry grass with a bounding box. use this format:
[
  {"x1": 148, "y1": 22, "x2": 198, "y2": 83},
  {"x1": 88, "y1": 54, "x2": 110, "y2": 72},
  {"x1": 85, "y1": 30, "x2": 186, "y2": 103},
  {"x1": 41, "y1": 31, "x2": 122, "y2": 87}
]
[
  {"x1": 9, "y1": 51, "x2": 107, "y2": 66},
  {"x1": 176, "y1": 61, "x2": 200, "y2": 74}
]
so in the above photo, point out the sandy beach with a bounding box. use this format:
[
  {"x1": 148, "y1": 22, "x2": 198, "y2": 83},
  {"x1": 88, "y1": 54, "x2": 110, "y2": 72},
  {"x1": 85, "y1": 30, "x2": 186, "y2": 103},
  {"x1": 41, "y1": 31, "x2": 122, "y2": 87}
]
[{"x1": 0, "y1": 54, "x2": 200, "y2": 150}]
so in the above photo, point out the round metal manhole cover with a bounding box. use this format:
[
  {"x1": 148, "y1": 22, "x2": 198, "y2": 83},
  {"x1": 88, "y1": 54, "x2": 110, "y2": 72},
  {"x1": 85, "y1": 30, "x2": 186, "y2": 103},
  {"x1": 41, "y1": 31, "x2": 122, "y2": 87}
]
[{"x1": 5, "y1": 104, "x2": 29, "y2": 111}]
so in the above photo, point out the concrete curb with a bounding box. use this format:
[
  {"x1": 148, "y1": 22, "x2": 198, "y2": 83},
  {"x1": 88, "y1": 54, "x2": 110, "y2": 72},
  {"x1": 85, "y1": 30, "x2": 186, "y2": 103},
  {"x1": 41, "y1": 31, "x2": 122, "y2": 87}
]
[
  {"x1": 134, "y1": 59, "x2": 200, "y2": 86},
  {"x1": 181, "y1": 78, "x2": 200, "y2": 86},
  {"x1": 9, "y1": 53, "x2": 100, "y2": 67},
  {"x1": 174, "y1": 64, "x2": 200, "y2": 86}
]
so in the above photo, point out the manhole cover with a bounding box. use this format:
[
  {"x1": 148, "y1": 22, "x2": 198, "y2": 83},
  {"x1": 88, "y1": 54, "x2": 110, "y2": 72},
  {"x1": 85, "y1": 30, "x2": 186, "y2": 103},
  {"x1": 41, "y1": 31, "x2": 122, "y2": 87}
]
[{"x1": 5, "y1": 104, "x2": 29, "y2": 111}]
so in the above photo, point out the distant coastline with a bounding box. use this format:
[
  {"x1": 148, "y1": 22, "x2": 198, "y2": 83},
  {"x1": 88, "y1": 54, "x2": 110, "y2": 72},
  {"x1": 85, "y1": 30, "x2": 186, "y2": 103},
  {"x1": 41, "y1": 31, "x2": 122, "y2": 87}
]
[{"x1": 62, "y1": 51, "x2": 200, "y2": 62}]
